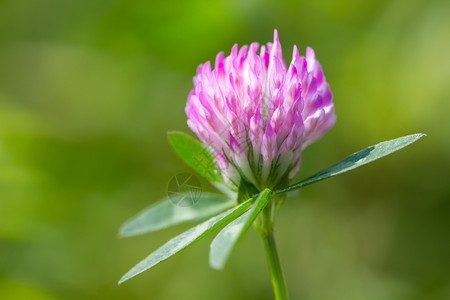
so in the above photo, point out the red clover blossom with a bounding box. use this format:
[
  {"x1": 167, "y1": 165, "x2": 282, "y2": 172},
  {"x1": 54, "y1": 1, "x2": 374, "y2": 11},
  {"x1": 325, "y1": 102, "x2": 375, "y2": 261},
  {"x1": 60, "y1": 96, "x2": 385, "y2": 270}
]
[{"x1": 186, "y1": 30, "x2": 336, "y2": 190}]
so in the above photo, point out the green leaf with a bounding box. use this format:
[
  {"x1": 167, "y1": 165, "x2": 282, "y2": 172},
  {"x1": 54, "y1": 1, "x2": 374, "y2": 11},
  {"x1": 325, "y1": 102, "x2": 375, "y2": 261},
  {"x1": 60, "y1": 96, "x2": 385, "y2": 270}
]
[
  {"x1": 209, "y1": 188, "x2": 271, "y2": 270},
  {"x1": 119, "y1": 193, "x2": 235, "y2": 237},
  {"x1": 274, "y1": 133, "x2": 425, "y2": 195},
  {"x1": 168, "y1": 131, "x2": 221, "y2": 182},
  {"x1": 118, "y1": 194, "x2": 259, "y2": 284}
]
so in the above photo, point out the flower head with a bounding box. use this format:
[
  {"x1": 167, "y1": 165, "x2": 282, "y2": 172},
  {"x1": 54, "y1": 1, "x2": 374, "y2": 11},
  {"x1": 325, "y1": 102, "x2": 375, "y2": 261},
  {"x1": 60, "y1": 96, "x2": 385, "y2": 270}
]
[{"x1": 186, "y1": 30, "x2": 335, "y2": 190}]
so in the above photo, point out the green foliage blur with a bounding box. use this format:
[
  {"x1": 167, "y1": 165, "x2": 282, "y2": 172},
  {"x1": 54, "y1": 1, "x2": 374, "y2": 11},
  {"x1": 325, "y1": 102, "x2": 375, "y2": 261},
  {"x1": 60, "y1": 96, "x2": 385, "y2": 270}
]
[{"x1": 0, "y1": 0, "x2": 449, "y2": 299}]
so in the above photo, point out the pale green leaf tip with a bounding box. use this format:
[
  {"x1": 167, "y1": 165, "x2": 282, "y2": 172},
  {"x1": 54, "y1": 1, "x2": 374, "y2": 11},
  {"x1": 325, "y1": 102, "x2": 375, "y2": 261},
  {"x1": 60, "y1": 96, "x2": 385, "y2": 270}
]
[
  {"x1": 118, "y1": 268, "x2": 141, "y2": 285},
  {"x1": 118, "y1": 275, "x2": 129, "y2": 285},
  {"x1": 117, "y1": 228, "x2": 131, "y2": 239},
  {"x1": 118, "y1": 274, "x2": 127, "y2": 285},
  {"x1": 118, "y1": 223, "x2": 129, "y2": 237},
  {"x1": 117, "y1": 221, "x2": 141, "y2": 238},
  {"x1": 405, "y1": 133, "x2": 426, "y2": 144},
  {"x1": 410, "y1": 133, "x2": 426, "y2": 138},
  {"x1": 210, "y1": 260, "x2": 225, "y2": 271}
]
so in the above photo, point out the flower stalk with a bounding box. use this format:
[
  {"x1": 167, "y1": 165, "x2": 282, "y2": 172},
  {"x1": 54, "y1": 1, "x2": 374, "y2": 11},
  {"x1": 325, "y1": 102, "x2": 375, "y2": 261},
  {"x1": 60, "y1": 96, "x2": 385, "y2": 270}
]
[
  {"x1": 263, "y1": 229, "x2": 289, "y2": 300},
  {"x1": 256, "y1": 196, "x2": 289, "y2": 300}
]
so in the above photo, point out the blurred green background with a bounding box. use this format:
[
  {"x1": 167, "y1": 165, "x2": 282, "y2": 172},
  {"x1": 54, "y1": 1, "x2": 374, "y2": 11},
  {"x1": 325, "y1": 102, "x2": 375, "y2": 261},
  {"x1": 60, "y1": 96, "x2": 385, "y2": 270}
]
[{"x1": 0, "y1": 0, "x2": 449, "y2": 299}]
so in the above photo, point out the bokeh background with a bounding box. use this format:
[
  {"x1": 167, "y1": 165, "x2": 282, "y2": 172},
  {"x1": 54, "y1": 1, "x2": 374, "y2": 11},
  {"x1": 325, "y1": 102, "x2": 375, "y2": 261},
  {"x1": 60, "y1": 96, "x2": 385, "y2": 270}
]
[{"x1": 0, "y1": 0, "x2": 449, "y2": 299}]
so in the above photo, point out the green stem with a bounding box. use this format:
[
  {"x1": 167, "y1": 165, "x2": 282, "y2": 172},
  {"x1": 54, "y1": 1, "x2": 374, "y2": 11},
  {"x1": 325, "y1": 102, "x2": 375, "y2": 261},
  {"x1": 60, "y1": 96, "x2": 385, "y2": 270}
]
[{"x1": 258, "y1": 200, "x2": 289, "y2": 300}]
